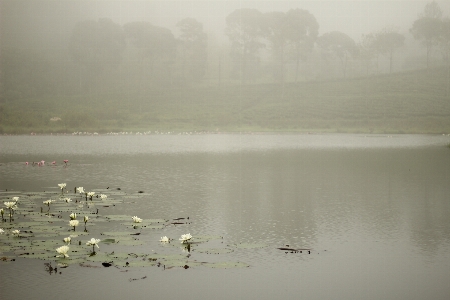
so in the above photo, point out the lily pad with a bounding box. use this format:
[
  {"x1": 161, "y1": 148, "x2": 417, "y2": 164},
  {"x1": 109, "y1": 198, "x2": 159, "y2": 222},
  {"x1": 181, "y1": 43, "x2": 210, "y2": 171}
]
[
  {"x1": 204, "y1": 261, "x2": 250, "y2": 269},
  {"x1": 101, "y1": 231, "x2": 135, "y2": 236},
  {"x1": 229, "y1": 243, "x2": 268, "y2": 249},
  {"x1": 195, "y1": 248, "x2": 234, "y2": 254},
  {"x1": 114, "y1": 239, "x2": 146, "y2": 246},
  {"x1": 192, "y1": 235, "x2": 223, "y2": 243}
]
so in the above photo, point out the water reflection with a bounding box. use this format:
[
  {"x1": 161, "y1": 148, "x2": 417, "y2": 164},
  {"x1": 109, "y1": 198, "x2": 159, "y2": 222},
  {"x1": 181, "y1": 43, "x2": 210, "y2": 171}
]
[{"x1": 1, "y1": 135, "x2": 450, "y2": 300}]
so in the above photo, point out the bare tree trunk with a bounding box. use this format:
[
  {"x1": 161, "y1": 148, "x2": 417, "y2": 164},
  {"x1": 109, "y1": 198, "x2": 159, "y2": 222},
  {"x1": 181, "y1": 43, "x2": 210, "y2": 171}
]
[{"x1": 389, "y1": 49, "x2": 393, "y2": 73}]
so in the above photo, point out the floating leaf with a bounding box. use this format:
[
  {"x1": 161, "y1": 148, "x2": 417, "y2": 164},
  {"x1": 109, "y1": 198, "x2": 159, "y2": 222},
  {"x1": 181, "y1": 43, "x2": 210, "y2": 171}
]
[
  {"x1": 192, "y1": 235, "x2": 223, "y2": 243},
  {"x1": 119, "y1": 260, "x2": 157, "y2": 267},
  {"x1": 195, "y1": 248, "x2": 234, "y2": 254},
  {"x1": 204, "y1": 261, "x2": 250, "y2": 269},
  {"x1": 114, "y1": 239, "x2": 146, "y2": 246},
  {"x1": 229, "y1": 243, "x2": 268, "y2": 249},
  {"x1": 102, "y1": 238, "x2": 116, "y2": 244}
]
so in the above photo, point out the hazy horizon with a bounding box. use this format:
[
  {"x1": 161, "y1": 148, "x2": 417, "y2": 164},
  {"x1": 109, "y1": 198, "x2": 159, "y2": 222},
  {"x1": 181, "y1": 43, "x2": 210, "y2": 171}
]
[{"x1": 2, "y1": 0, "x2": 449, "y2": 49}]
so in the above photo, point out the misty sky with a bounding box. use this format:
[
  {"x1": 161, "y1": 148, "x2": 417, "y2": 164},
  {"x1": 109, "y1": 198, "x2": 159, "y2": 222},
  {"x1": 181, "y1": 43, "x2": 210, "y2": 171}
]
[{"x1": 1, "y1": 0, "x2": 450, "y2": 49}]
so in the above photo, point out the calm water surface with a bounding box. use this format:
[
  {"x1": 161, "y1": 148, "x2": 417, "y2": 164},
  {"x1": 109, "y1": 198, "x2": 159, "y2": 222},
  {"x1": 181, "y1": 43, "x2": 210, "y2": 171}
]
[{"x1": 1, "y1": 134, "x2": 449, "y2": 300}]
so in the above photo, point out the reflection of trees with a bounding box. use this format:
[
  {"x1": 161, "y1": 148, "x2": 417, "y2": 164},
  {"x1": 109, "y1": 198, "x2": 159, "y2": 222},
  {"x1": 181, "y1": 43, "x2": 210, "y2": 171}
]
[
  {"x1": 214, "y1": 148, "x2": 449, "y2": 256},
  {"x1": 214, "y1": 151, "x2": 318, "y2": 246}
]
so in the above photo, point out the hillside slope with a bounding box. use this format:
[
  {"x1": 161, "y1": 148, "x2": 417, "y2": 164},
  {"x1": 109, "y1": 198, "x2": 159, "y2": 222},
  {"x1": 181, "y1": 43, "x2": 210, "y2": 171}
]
[{"x1": 1, "y1": 67, "x2": 449, "y2": 134}]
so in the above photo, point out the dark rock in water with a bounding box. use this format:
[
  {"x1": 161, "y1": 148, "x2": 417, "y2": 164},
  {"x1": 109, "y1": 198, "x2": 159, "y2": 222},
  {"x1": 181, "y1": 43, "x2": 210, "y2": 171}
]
[
  {"x1": 102, "y1": 262, "x2": 112, "y2": 267},
  {"x1": 183, "y1": 265, "x2": 189, "y2": 269},
  {"x1": 138, "y1": 191, "x2": 144, "y2": 193},
  {"x1": 117, "y1": 188, "x2": 121, "y2": 190}
]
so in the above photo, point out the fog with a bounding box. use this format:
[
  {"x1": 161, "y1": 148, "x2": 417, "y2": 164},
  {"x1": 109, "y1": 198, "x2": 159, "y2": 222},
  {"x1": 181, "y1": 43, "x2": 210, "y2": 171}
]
[
  {"x1": 1, "y1": 0, "x2": 449, "y2": 134},
  {"x1": 2, "y1": 1, "x2": 448, "y2": 47}
]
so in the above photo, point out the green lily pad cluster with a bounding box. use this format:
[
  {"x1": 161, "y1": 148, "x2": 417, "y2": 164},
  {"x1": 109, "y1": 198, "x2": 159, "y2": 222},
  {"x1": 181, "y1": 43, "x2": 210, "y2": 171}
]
[{"x1": 0, "y1": 183, "x2": 257, "y2": 271}]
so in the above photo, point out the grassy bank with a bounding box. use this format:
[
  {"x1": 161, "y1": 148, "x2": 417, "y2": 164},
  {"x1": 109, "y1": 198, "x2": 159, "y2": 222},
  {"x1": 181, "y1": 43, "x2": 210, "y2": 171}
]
[{"x1": 1, "y1": 67, "x2": 449, "y2": 134}]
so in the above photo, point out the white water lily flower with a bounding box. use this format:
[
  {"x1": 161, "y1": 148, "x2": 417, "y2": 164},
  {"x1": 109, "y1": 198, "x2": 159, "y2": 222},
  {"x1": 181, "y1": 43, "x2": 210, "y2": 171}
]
[
  {"x1": 160, "y1": 236, "x2": 169, "y2": 243},
  {"x1": 87, "y1": 192, "x2": 95, "y2": 197},
  {"x1": 69, "y1": 213, "x2": 77, "y2": 220},
  {"x1": 56, "y1": 245, "x2": 70, "y2": 258},
  {"x1": 4, "y1": 202, "x2": 16, "y2": 209},
  {"x1": 12, "y1": 197, "x2": 19, "y2": 202},
  {"x1": 0, "y1": 228, "x2": 4, "y2": 234},
  {"x1": 77, "y1": 187, "x2": 85, "y2": 194},
  {"x1": 86, "y1": 238, "x2": 101, "y2": 248},
  {"x1": 12, "y1": 229, "x2": 20, "y2": 236},
  {"x1": 100, "y1": 194, "x2": 107, "y2": 200},
  {"x1": 63, "y1": 237, "x2": 71, "y2": 244},
  {"x1": 69, "y1": 220, "x2": 79, "y2": 227},
  {"x1": 179, "y1": 233, "x2": 192, "y2": 243},
  {"x1": 84, "y1": 216, "x2": 89, "y2": 223},
  {"x1": 58, "y1": 183, "x2": 66, "y2": 189},
  {"x1": 64, "y1": 198, "x2": 72, "y2": 203},
  {"x1": 43, "y1": 200, "x2": 54, "y2": 206},
  {"x1": 132, "y1": 216, "x2": 142, "y2": 223}
]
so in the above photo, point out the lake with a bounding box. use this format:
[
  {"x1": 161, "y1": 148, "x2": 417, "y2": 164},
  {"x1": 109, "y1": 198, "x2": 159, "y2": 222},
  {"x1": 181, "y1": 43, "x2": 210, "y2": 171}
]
[{"x1": 1, "y1": 134, "x2": 449, "y2": 300}]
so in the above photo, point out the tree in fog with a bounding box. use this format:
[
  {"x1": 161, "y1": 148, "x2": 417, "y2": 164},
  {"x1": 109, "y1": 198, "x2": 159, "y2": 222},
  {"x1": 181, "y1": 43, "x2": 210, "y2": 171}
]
[
  {"x1": 373, "y1": 28, "x2": 405, "y2": 73},
  {"x1": 123, "y1": 22, "x2": 176, "y2": 87},
  {"x1": 357, "y1": 33, "x2": 378, "y2": 76},
  {"x1": 317, "y1": 31, "x2": 356, "y2": 78},
  {"x1": 285, "y1": 8, "x2": 319, "y2": 81},
  {"x1": 438, "y1": 18, "x2": 450, "y2": 65},
  {"x1": 176, "y1": 18, "x2": 208, "y2": 84},
  {"x1": 69, "y1": 18, "x2": 125, "y2": 78},
  {"x1": 0, "y1": 48, "x2": 53, "y2": 101},
  {"x1": 262, "y1": 11, "x2": 289, "y2": 83},
  {"x1": 410, "y1": 1, "x2": 444, "y2": 68},
  {"x1": 225, "y1": 8, "x2": 265, "y2": 83}
]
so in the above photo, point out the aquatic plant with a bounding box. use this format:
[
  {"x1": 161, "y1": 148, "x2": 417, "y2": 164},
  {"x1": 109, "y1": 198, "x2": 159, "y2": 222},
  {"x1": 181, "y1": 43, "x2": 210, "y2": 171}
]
[
  {"x1": 43, "y1": 199, "x2": 54, "y2": 213},
  {"x1": 100, "y1": 194, "x2": 107, "y2": 200},
  {"x1": 58, "y1": 183, "x2": 66, "y2": 195},
  {"x1": 69, "y1": 220, "x2": 79, "y2": 231},
  {"x1": 0, "y1": 208, "x2": 4, "y2": 221},
  {"x1": 64, "y1": 198, "x2": 72, "y2": 203},
  {"x1": 132, "y1": 216, "x2": 142, "y2": 223},
  {"x1": 86, "y1": 238, "x2": 101, "y2": 254},
  {"x1": 77, "y1": 187, "x2": 85, "y2": 198},
  {"x1": 131, "y1": 216, "x2": 142, "y2": 229},
  {"x1": 84, "y1": 216, "x2": 89, "y2": 231},
  {"x1": 0, "y1": 186, "x2": 250, "y2": 271},
  {"x1": 87, "y1": 192, "x2": 95, "y2": 201},
  {"x1": 179, "y1": 233, "x2": 192, "y2": 244},
  {"x1": 12, "y1": 197, "x2": 19, "y2": 202},
  {"x1": 56, "y1": 245, "x2": 70, "y2": 258},
  {"x1": 4, "y1": 201, "x2": 17, "y2": 222}
]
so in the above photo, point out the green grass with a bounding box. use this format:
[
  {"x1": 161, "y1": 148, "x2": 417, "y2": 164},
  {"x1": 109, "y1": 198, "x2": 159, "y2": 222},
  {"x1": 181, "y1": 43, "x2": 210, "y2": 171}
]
[{"x1": 1, "y1": 67, "x2": 450, "y2": 134}]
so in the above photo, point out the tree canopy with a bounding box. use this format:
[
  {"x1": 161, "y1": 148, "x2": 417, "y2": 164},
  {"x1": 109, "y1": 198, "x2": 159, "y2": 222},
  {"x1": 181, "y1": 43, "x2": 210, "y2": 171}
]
[{"x1": 69, "y1": 18, "x2": 126, "y2": 74}]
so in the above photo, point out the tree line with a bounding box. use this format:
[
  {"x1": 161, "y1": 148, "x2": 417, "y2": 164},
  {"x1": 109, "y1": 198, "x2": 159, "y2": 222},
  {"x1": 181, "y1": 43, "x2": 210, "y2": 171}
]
[{"x1": 1, "y1": 1, "x2": 449, "y2": 102}]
